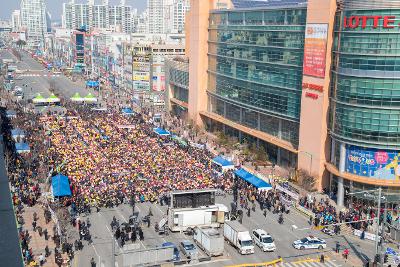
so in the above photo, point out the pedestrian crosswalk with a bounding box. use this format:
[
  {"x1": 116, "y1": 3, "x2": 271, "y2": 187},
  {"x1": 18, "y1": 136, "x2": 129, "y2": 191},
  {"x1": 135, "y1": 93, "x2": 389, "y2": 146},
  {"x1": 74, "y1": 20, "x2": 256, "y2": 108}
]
[
  {"x1": 283, "y1": 259, "x2": 341, "y2": 267},
  {"x1": 17, "y1": 74, "x2": 60, "y2": 77}
]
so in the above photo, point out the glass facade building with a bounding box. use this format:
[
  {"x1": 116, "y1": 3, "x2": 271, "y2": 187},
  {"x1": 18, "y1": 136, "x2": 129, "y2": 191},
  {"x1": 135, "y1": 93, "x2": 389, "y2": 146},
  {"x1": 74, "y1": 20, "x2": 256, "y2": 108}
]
[
  {"x1": 329, "y1": 0, "x2": 400, "y2": 206},
  {"x1": 206, "y1": 7, "x2": 307, "y2": 165},
  {"x1": 165, "y1": 57, "x2": 189, "y2": 118}
]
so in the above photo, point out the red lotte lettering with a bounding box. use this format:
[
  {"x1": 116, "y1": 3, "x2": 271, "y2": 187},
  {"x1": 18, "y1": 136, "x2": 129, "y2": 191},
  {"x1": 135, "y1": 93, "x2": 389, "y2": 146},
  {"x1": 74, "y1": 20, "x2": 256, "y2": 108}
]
[{"x1": 343, "y1": 15, "x2": 397, "y2": 29}]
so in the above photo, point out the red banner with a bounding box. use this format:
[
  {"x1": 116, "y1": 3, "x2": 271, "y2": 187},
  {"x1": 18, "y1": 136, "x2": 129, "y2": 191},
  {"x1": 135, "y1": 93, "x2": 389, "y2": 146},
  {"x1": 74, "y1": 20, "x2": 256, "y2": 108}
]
[{"x1": 303, "y1": 24, "x2": 328, "y2": 78}]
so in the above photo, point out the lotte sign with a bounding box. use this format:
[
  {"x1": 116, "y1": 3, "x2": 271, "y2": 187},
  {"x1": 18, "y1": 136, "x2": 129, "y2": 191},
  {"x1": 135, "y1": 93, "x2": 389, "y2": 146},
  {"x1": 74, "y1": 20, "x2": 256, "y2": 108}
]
[{"x1": 343, "y1": 15, "x2": 398, "y2": 29}]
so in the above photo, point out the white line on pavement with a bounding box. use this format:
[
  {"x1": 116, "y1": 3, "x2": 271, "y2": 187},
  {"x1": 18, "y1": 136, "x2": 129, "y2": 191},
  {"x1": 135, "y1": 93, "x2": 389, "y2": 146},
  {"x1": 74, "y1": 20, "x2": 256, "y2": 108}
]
[{"x1": 92, "y1": 244, "x2": 101, "y2": 266}]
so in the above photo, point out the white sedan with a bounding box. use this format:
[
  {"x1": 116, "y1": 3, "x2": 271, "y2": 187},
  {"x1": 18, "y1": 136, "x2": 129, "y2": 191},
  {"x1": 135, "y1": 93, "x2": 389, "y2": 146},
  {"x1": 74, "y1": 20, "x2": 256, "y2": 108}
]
[{"x1": 293, "y1": 236, "x2": 327, "y2": 250}]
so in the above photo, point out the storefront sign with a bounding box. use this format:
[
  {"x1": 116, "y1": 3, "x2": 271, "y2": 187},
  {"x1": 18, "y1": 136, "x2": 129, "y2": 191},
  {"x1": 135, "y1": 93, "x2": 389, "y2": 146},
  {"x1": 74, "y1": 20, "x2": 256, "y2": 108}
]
[
  {"x1": 303, "y1": 24, "x2": 328, "y2": 78},
  {"x1": 305, "y1": 92, "x2": 319, "y2": 100},
  {"x1": 343, "y1": 15, "x2": 397, "y2": 29},
  {"x1": 302, "y1": 83, "x2": 323, "y2": 92},
  {"x1": 345, "y1": 145, "x2": 400, "y2": 180}
]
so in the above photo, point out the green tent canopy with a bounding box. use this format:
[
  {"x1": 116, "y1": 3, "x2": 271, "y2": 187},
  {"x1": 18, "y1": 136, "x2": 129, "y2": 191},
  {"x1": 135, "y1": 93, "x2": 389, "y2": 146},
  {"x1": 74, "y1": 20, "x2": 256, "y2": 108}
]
[
  {"x1": 84, "y1": 93, "x2": 97, "y2": 102},
  {"x1": 46, "y1": 93, "x2": 60, "y2": 103},
  {"x1": 70, "y1": 92, "x2": 84, "y2": 102},
  {"x1": 32, "y1": 93, "x2": 47, "y2": 104}
]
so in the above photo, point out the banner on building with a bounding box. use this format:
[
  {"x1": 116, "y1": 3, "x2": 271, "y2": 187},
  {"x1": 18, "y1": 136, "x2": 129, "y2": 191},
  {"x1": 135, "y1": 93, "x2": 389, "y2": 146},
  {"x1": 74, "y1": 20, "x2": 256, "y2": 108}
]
[
  {"x1": 345, "y1": 145, "x2": 400, "y2": 180},
  {"x1": 303, "y1": 24, "x2": 328, "y2": 78}
]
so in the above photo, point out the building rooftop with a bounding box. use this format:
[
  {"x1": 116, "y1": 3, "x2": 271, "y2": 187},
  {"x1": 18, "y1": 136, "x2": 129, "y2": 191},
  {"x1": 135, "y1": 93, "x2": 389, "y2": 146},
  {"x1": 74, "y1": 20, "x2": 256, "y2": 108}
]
[{"x1": 231, "y1": 0, "x2": 307, "y2": 9}]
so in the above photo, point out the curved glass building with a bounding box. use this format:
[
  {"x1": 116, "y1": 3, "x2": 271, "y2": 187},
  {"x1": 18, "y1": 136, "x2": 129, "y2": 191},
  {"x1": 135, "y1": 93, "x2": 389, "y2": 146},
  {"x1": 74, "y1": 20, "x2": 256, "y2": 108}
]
[{"x1": 329, "y1": 0, "x2": 400, "y2": 206}]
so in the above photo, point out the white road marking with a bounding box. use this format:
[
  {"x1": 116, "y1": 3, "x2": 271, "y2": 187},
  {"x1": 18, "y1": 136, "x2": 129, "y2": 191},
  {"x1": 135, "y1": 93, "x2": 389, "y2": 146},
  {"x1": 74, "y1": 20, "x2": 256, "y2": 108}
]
[{"x1": 91, "y1": 244, "x2": 101, "y2": 266}]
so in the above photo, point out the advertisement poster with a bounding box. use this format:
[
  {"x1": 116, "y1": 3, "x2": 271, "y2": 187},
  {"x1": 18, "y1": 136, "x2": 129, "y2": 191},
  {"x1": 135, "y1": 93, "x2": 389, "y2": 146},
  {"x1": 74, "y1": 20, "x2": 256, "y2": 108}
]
[
  {"x1": 303, "y1": 24, "x2": 328, "y2": 78},
  {"x1": 345, "y1": 145, "x2": 400, "y2": 180}
]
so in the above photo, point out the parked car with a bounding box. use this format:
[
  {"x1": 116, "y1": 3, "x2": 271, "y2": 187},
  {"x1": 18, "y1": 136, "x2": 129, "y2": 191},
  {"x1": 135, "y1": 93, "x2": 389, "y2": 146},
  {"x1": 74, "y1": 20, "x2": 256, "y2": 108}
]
[
  {"x1": 251, "y1": 229, "x2": 276, "y2": 252},
  {"x1": 162, "y1": 242, "x2": 180, "y2": 261},
  {"x1": 293, "y1": 236, "x2": 326, "y2": 250},
  {"x1": 180, "y1": 240, "x2": 198, "y2": 259}
]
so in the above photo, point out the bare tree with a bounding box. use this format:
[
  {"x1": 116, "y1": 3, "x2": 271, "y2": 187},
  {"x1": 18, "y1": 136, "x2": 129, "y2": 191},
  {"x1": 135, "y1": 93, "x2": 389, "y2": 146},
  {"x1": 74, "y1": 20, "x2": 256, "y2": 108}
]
[{"x1": 296, "y1": 169, "x2": 317, "y2": 192}]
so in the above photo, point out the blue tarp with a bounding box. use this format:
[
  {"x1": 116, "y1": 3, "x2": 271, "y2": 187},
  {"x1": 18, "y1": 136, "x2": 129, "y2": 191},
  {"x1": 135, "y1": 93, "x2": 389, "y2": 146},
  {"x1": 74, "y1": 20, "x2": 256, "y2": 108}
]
[
  {"x1": 86, "y1": 80, "x2": 99, "y2": 87},
  {"x1": 122, "y1": 108, "x2": 135, "y2": 115},
  {"x1": 15, "y1": 143, "x2": 30, "y2": 153},
  {"x1": 212, "y1": 156, "x2": 234, "y2": 167},
  {"x1": 153, "y1": 127, "x2": 170, "y2": 136},
  {"x1": 51, "y1": 174, "x2": 72, "y2": 197},
  {"x1": 234, "y1": 168, "x2": 272, "y2": 190}
]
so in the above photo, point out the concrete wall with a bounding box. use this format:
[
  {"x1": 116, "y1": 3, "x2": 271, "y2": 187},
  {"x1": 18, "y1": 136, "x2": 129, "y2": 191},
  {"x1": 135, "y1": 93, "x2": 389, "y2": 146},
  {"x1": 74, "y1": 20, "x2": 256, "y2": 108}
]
[{"x1": 298, "y1": 0, "x2": 337, "y2": 190}]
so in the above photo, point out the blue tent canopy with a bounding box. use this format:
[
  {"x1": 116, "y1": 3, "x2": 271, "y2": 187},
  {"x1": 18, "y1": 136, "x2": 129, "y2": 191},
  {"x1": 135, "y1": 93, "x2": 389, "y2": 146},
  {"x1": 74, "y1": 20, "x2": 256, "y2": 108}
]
[
  {"x1": 153, "y1": 127, "x2": 170, "y2": 136},
  {"x1": 11, "y1": 129, "x2": 25, "y2": 137},
  {"x1": 15, "y1": 143, "x2": 30, "y2": 153},
  {"x1": 86, "y1": 80, "x2": 100, "y2": 87},
  {"x1": 212, "y1": 156, "x2": 234, "y2": 167},
  {"x1": 51, "y1": 174, "x2": 72, "y2": 197},
  {"x1": 234, "y1": 168, "x2": 272, "y2": 190},
  {"x1": 122, "y1": 108, "x2": 135, "y2": 115},
  {"x1": 6, "y1": 110, "x2": 17, "y2": 118}
]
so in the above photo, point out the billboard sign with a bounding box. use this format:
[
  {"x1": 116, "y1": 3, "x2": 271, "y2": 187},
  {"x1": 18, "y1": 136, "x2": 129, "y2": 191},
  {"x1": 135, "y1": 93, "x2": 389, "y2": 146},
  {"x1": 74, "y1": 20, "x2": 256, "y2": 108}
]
[
  {"x1": 345, "y1": 145, "x2": 400, "y2": 180},
  {"x1": 303, "y1": 24, "x2": 328, "y2": 78}
]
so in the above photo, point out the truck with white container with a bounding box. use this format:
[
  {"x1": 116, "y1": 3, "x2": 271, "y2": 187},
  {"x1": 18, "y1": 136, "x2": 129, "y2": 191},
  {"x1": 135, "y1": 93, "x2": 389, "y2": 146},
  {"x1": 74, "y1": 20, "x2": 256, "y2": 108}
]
[
  {"x1": 193, "y1": 227, "x2": 224, "y2": 257},
  {"x1": 223, "y1": 221, "x2": 254, "y2": 255}
]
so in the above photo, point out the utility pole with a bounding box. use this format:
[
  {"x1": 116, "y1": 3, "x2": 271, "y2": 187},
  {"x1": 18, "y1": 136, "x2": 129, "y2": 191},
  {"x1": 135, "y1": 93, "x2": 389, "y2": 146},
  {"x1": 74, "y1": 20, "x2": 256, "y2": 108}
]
[
  {"x1": 375, "y1": 187, "x2": 382, "y2": 262},
  {"x1": 380, "y1": 200, "x2": 388, "y2": 266}
]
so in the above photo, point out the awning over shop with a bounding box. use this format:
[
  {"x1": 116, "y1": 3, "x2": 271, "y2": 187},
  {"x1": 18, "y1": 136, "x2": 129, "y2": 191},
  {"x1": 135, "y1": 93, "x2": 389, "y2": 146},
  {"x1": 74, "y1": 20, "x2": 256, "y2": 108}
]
[
  {"x1": 153, "y1": 127, "x2": 170, "y2": 136},
  {"x1": 15, "y1": 142, "x2": 30, "y2": 153},
  {"x1": 234, "y1": 168, "x2": 272, "y2": 191},
  {"x1": 51, "y1": 174, "x2": 72, "y2": 197}
]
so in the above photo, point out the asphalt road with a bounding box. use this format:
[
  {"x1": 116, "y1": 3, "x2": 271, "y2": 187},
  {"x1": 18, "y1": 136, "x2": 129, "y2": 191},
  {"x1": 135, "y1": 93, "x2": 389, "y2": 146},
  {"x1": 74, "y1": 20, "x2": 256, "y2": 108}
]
[
  {"x1": 1, "y1": 49, "x2": 92, "y2": 101},
  {"x1": 1, "y1": 48, "x2": 377, "y2": 267},
  {"x1": 69, "y1": 194, "x2": 376, "y2": 267}
]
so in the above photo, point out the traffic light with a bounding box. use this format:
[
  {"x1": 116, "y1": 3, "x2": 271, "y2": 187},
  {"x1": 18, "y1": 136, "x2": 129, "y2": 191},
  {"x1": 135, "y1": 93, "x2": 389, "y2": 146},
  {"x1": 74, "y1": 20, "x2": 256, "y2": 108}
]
[{"x1": 384, "y1": 253, "x2": 388, "y2": 263}]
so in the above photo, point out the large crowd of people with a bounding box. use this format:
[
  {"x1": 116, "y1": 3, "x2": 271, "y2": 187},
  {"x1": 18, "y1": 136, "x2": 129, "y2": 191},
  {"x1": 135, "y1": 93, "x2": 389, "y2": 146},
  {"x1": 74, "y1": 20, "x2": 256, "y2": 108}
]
[{"x1": 42, "y1": 105, "x2": 233, "y2": 211}]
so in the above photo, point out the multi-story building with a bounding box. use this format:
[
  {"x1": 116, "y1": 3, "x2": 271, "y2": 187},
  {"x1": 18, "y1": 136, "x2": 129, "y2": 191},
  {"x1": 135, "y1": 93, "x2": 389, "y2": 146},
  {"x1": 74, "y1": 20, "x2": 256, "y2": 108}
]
[
  {"x1": 11, "y1": 10, "x2": 21, "y2": 32},
  {"x1": 173, "y1": 0, "x2": 400, "y2": 207},
  {"x1": 157, "y1": 0, "x2": 190, "y2": 34},
  {"x1": 62, "y1": 0, "x2": 133, "y2": 33},
  {"x1": 173, "y1": 0, "x2": 190, "y2": 33},
  {"x1": 148, "y1": 0, "x2": 164, "y2": 34},
  {"x1": 165, "y1": 56, "x2": 189, "y2": 119},
  {"x1": 20, "y1": 0, "x2": 47, "y2": 47},
  {"x1": 150, "y1": 44, "x2": 185, "y2": 92}
]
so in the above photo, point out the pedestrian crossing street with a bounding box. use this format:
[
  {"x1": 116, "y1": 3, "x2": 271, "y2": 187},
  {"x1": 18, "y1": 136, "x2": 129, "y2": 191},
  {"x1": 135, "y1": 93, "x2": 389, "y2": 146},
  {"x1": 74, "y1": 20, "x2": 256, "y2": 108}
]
[
  {"x1": 17, "y1": 73, "x2": 60, "y2": 77},
  {"x1": 282, "y1": 259, "x2": 341, "y2": 267}
]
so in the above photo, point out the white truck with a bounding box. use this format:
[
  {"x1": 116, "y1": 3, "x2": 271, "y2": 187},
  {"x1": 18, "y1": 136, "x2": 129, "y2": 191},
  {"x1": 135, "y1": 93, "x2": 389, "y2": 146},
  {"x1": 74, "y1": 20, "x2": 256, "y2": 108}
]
[
  {"x1": 223, "y1": 221, "x2": 254, "y2": 255},
  {"x1": 168, "y1": 204, "x2": 229, "y2": 232},
  {"x1": 193, "y1": 227, "x2": 224, "y2": 257}
]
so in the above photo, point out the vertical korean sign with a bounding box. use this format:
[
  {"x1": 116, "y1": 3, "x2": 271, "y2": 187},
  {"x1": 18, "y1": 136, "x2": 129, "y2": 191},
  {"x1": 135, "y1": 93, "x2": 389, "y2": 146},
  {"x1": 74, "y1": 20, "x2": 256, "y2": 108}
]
[{"x1": 303, "y1": 24, "x2": 328, "y2": 78}]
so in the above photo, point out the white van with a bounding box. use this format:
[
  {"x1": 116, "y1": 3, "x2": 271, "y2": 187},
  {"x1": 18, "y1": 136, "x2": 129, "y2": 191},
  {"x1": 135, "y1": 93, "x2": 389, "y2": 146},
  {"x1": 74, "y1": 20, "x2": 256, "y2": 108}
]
[{"x1": 251, "y1": 229, "x2": 276, "y2": 252}]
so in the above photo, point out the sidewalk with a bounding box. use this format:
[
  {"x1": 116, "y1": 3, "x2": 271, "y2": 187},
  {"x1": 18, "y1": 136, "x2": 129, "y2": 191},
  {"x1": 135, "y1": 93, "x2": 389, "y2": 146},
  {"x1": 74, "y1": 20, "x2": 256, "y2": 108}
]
[{"x1": 22, "y1": 203, "x2": 69, "y2": 267}]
